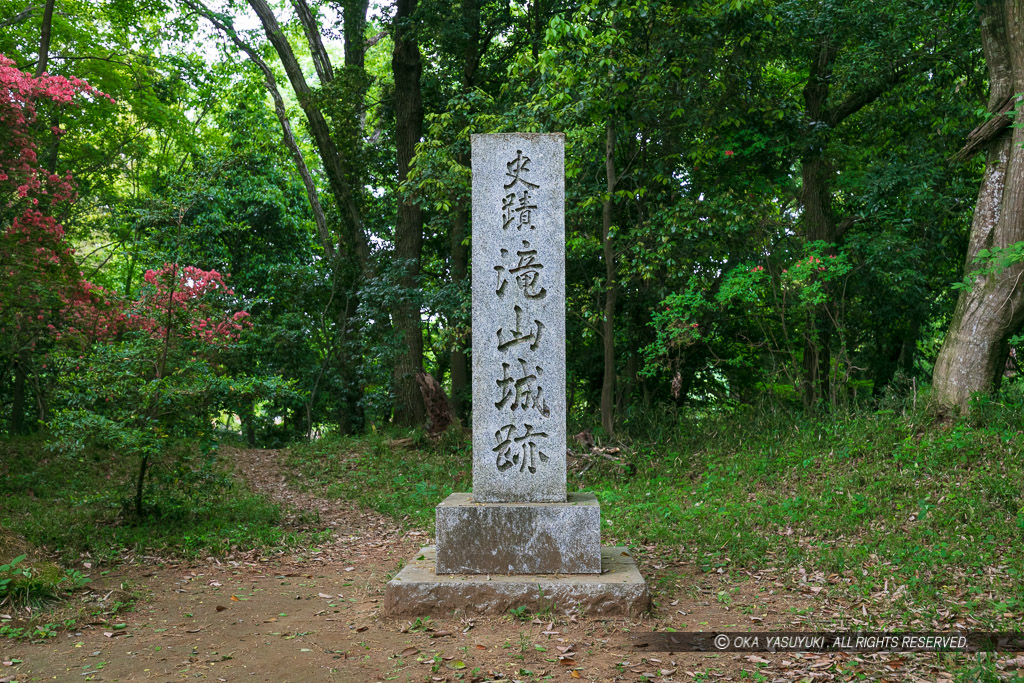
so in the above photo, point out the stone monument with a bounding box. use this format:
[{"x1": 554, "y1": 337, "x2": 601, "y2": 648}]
[{"x1": 384, "y1": 133, "x2": 648, "y2": 616}]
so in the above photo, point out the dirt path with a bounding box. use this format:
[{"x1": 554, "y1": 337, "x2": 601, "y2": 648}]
[{"x1": 0, "y1": 448, "x2": 999, "y2": 682}]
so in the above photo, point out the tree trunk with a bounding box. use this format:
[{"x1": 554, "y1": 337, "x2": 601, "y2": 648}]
[
  {"x1": 34, "y1": 0, "x2": 60, "y2": 177},
  {"x1": 340, "y1": 0, "x2": 371, "y2": 128},
  {"x1": 794, "y1": 31, "x2": 923, "y2": 408},
  {"x1": 448, "y1": 0, "x2": 480, "y2": 423},
  {"x1": 35, "y1": 0, "x2": 55, "y2": 77},
  {"x1": 11, "y1": 355, "x2": 26, "y2": 434},
  {"x1": 135, "y1": 453, "x2": 149, "y2": 517},
  {"x1": 450, "y1": 196, "x2": 470, "y2": 421},
  {"x1": 933, "y1": 0, "x2": 1024, "y2": 410},
  {"x1": 600, "y1": 122, "x2": 617, "y2": 436},
  {"x1": 390, "y1": 0, "x2": 427, "y2": 426},
  {"x1": 243, "y1": 399, "x2": 257, "y2": 447},
  {"x1": 291, "y1": 0, "x2": 334, "y2": 83},
  {"x1": 798, "y1": 38, "x2": 840, "y2": 409},
  {"x1": 341, "y1": 0, "x2": 368, "y2": 70}
]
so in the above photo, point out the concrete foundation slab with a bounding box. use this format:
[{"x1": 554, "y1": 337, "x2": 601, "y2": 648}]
[
  {"x1": 435, "y1": 492, "x2": 601, "y2": 574},
  {"x1": 383, "y1": 546, "x2": 648, "y2": 616}
]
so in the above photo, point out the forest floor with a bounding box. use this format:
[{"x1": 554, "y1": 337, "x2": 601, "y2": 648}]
[{"x1": 2, "y1": 447, "x2": 1022, "y2": 682}]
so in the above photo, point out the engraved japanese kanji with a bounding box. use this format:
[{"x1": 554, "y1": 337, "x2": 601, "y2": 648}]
[
  {"x1": 497, "y1": 305, "x2": 544, "y2": 351},
  {"x1": 504, "y1": 150, "x2": 539, "y2": 190},
  {"x1": 494, "y1": 240, "x2": 547, "y2": 299},
  {"x1": 494, "y1": 358, "x2": 551, "y2": 416},
  {"x1": 493, "y1": 423, "x2": 550, "y2": 473}
]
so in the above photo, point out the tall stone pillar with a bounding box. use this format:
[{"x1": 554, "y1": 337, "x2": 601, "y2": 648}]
[{"x1": 384, "y1": 134, "x2": 647, "y2": 616}]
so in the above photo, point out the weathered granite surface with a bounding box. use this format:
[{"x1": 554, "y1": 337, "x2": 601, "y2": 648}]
[
  {"x1": 382, "y1": 132, "x2": 648, "y2": 618},
  {"x1": 383, "y1": 546, "x2": 648, "y2": 616},
  {"x1": 435, "y1": 492, "x2": 600, "y2": 574},
  {"x1": 471, "y1": 133, "x2": 566, "y2": 503}
]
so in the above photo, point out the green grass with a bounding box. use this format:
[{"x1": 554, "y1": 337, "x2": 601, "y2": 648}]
[
  {"x1": 592, "y1": 391, "x2": 1024, "y2": 624},
  {"x1": 285, "y1": 426, "x2": 470, "y2": 528},
  {"x1": 0, "y1": 435, "x2": 319, "y2": 565},
  {"x1": 287, "y1": 390, "x2": 1024, "y2": 629}
]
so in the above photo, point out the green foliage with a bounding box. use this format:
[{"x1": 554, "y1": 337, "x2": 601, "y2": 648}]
[
  {"x1": 0, "y1": 0, "x2": 991, "y2": 432},
  {"x1": 507, "y1": 605, "x2": 531, "y2": 622},
  {"x1": 0, "y1": 435, "x2": 317, "y2": 563},
  {"x1": 954, "y1": 242, "x2": 1024, "y2": 292},
  {"x1": 0, "y1": 555, "x2": 91, "y2": 609},
  {"x1": 643, "y1": 242, "x2": 857, "y2": 403},
  {"x1": 0, "y1": 555, "x2": 31, "y2": 599},
  {"x1": 601, "y1": 399, "x2": 1023, "y2": 622},
  {"x1": 48, "y1": 330, "x2": 299, "y2": 516},
  {"x1": 0, "y1": 548, "x2": 91, "y2": 610}
]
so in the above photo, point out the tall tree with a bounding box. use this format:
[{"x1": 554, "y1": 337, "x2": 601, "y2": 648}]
[
  {"x1": 932, "y1": 0, "x2": 1024, "y2": 410},
  {"x1": 246, "y1": 0, "x2": 371, "y2": 267},
  {"x1": 788, "y1": 1, "x2": 970, "y2": 407},
  {"x1": 600, "y1": 121, "x2": 617, "y2": 435},
  {"x1": 391, "y1": 0, "x2": 428, "y2": 426}
]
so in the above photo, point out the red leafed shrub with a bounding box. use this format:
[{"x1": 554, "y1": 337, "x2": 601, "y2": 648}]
[
  {"x1": 126, "y1": 264, "x2": 251, "y2": 343},
  {"x1": 0, "y1": 54, "x2": 113, "y2": 357}
]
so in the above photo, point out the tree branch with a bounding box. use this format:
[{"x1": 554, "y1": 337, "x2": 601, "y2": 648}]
[
  {"x1": 0, "y1": 4, "x2": 35, "y2": 29},
  {"x1": 247, "y1": 0, "x2": 371, "y2": 268},
  {"x1": 291, "y1": 0, "x2": 335, "y2": 83},
  {"x1": 365, "y1": 29, "x2": 386, "y2": 49},
  {"x1": 184, "y1": 0, "x2": 334, "y2": 259},
  {"x1": 824, "y1": 64, "x2": 910, "y2": 128},
  {"x1": 951, "y1": 93, "x2": 1020, "y2": 163}
]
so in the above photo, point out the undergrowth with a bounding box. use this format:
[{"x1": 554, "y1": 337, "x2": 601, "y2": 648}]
[
  {"x1": 0, "y1": 435, "x2": 318, "y2": 566},
  {"x1": 287, "y1": 387, "x2": 1024, "y2": 633},
  {"x1": 595, "y1": 387, "x2": 1024, "y2": 628}
]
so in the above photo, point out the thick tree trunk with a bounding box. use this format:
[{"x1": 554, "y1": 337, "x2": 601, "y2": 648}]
[
  {"x1": 795, "y1": 32, "x2": 920, "y2": 408},
  {"x1": 798, "y1": 38, "x2": 839, "y2": 409},
  {"x1": 341, "y1": 0, "x2": 368, "y2": 71},
  {"x1": 390, "y1": 0, "x2": 427, "y2": 426},
  {"x1": 933, "y1": 0, "x2": 1024, "y2": 409},
  {"x1": 600, "y1": 122, "x2": 617, "y2": 436},
  {"x1": 339, "y1": 0, "x2": 371, "y2": 130},
  {"x1": 932, "y1": 0, "x2": 1024, "y2": 411}
]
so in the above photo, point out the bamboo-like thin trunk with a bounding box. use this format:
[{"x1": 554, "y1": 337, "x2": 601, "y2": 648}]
[{"x1": 600, "y1": 122, "x2": 617, "y2": 436}]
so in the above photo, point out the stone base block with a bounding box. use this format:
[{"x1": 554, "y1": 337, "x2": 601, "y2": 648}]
[
  {"x1": 384, "y1": 546, "x2": 648, "y2": 616},
  {"x1": 435, "y1": 492, "x2": 600, "y2": 574}
]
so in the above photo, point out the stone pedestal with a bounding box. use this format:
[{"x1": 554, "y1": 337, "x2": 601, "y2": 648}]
[
  {"x1": 435, "y1": 492, "x2": 601, "y2": 574},
  {"x1": 384, "y1": 547, "x2": 648, "y2": 616}
]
